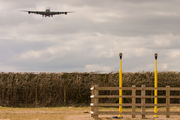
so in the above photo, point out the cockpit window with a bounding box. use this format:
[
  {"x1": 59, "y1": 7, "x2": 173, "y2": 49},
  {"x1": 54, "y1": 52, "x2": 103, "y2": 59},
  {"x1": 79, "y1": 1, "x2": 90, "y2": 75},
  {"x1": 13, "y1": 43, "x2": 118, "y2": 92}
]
[{"x1": 46, "y1": 9, "x2": 50, "y2": 12}]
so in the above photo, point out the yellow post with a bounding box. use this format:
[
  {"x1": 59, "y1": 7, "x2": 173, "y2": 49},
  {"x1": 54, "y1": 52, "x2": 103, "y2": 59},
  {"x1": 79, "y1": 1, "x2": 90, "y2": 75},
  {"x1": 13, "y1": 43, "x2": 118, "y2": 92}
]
[
  {"x1": 154, "y1": 53, "x2": 158, "y2": 118},
  {"x1": 119, "y1": 53, "x2": 123, "y2": 118}
]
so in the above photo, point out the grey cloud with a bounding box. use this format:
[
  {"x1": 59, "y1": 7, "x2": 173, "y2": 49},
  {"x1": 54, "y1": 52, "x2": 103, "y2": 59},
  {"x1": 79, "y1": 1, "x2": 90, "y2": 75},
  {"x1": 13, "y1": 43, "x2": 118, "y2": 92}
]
[{"x1": 0, "y1": 0, "x2": 180, "y2": 73}]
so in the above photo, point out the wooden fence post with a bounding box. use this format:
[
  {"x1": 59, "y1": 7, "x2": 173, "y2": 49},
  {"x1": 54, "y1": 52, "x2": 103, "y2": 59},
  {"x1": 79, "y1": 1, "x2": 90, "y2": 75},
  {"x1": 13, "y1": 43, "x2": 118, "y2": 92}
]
[
  {"x1": 141, "y1": 85, "x2": 146, "y2": 119},
  {"x1": 132, "y1": 85, "x2": 136, "y2": 118},
  {"x1": 94, "y1": 85, "x2": 99, "y2": 120},
  {"x1": 91, "y1": 85, "x2": 95, "y2": 118},
  {"x1": 166, "y1": 86, "x2": 170, "y2": 118}
]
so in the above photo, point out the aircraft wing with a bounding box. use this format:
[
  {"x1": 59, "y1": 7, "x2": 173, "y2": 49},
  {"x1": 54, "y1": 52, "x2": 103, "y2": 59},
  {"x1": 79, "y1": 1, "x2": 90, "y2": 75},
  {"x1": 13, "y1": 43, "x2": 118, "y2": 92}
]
[
  {"x1": 50, "y1": 11, "x2": 74, "y2": 15},
  {"x1": 21, "y1": 10, "x2": 45, "y2": 15}
]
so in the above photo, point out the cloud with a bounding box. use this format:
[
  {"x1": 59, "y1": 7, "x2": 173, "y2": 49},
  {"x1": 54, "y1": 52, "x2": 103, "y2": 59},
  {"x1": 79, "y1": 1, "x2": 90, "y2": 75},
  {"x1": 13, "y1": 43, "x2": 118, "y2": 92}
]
[
  {"x1": 85, "y1": 64, "x2": 112, "y2": 72},
  {"x1": 0, "y1": 0, "x2": 180, "y2": 73}
]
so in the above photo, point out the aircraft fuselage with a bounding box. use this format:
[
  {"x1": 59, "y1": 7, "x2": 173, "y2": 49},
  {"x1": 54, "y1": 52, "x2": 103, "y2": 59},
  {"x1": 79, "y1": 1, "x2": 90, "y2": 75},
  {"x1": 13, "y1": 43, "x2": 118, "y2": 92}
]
[{"x1": 44, "y1": 9, "x2": 51, "y2": 17}]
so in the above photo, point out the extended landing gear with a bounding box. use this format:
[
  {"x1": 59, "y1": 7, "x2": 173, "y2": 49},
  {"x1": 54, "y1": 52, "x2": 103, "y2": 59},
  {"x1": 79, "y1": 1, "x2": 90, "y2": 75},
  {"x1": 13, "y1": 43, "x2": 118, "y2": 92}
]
[{"x1": 42, "y1": 15, "x2": 53, "y2": 17}]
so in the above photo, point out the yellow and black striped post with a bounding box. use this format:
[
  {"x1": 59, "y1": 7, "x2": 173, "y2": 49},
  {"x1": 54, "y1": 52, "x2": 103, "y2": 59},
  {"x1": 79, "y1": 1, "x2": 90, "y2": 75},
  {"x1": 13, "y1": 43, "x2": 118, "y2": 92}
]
[
  {"x1": 119, "y1": 53, "x2": 123, "y2": 118},
  {"x1": 154, "y1": 53, "x2": 158, "y2": 118}
]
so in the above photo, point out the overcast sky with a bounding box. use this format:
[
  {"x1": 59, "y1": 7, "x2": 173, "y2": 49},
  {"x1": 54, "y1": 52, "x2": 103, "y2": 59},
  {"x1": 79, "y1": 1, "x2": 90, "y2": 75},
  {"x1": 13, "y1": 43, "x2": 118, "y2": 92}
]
[{"x1": 0, "y1": 0, "x2": 180, "y2": 73}]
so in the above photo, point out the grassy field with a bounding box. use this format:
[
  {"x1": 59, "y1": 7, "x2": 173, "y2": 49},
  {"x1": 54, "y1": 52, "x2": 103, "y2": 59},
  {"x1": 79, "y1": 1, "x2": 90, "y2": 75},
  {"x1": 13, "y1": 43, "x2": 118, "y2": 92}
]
[
  {"x1": 0, "y1": 106, "x2": 93, "y2": 120},
  {"x1": 0, "y1": 107, "x2": 180, "y2": 120}
]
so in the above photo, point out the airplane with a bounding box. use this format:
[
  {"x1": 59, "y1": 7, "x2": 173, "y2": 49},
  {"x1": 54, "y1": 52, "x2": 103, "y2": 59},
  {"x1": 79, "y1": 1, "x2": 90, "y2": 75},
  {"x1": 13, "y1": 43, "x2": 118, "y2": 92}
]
[{"x1": 21, "y1": 7, "x2": 74, "y2": 17}]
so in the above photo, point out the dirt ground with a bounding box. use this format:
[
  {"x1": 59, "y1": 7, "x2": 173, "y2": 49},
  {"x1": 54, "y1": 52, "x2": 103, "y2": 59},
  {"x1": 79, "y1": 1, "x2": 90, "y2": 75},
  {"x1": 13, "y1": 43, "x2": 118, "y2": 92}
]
[
  {"x1": 0, "y1": 106, "x2": 93, "y2": 120},
  {"x1": 0, "y1": 107, "x2": 180, "y2": 120}
]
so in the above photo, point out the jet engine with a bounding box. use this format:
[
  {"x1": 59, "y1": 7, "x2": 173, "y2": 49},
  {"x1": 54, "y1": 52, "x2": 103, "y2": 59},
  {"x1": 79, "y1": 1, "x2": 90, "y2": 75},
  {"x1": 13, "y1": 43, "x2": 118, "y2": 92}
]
[
  {"x1": 36, "y1": 11, "x2": 39, "y2": 14},
  {"x1": 28, "y1": 11, "x2": 31, "y2": 14},
  {"x1": 65, "y1": 12, "x2": 67, "y2": 15}
]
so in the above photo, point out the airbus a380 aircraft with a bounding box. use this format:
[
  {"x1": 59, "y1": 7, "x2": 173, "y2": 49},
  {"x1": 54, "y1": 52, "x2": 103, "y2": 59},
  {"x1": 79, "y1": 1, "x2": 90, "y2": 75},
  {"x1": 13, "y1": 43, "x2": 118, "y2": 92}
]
[{"x1": 21, "y1": 7, "x2": 74, "y2": 17}]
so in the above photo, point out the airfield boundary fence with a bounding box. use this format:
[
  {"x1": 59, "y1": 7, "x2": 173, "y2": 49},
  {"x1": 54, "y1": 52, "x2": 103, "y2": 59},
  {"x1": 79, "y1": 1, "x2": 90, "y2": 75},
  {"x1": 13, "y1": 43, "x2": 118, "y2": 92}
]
[{"x1": 90, "y1": 85, "x2": 180, "y2": 120}]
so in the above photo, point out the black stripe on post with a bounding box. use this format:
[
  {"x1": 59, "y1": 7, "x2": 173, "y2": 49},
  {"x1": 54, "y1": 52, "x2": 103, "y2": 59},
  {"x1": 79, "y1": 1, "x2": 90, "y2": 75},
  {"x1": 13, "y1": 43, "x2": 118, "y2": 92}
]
[
  {"x1": 154, "y1": 53, "x2": 158, "y2": 59},
  {"x1": 119, "y1": 53, "x2": 122, "y2": 59}
]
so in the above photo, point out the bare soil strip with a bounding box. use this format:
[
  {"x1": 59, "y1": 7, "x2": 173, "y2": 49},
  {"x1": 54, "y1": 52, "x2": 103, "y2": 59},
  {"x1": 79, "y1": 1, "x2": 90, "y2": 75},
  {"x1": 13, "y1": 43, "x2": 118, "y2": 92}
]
[{"x1": 0, "y1": 107, "x2": 180, "y2": 120}]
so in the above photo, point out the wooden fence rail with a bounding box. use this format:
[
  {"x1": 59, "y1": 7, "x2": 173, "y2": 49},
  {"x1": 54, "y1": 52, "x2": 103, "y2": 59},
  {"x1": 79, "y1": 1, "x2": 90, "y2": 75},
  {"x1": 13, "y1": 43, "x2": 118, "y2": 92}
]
[{"x1": 90, "y1": 85, "x2": 180, "y2": 120}]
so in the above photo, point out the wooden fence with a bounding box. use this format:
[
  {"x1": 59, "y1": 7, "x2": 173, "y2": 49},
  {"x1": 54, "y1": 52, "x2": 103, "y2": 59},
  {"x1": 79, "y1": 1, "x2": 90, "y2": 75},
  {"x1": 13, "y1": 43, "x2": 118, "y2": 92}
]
[{"x1": 90, "y1": 85, "x2": 180, "y2": 119}]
